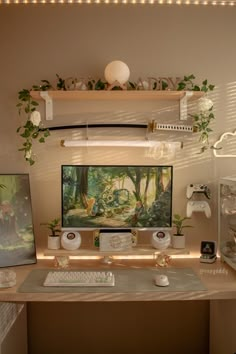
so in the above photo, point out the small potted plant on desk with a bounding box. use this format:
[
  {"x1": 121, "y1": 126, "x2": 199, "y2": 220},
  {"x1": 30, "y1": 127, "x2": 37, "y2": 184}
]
[
  {"x1": 172, "y1": 213, "x2": 193, "y2": 249},
  {"x1": 41, "y1": 217, "x2": 61, "y2": 250}
]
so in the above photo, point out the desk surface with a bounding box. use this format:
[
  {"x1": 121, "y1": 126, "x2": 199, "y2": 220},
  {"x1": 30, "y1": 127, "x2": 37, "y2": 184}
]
[{"x1": 0, "y1": 258, "x2": 236, "y2": 302}]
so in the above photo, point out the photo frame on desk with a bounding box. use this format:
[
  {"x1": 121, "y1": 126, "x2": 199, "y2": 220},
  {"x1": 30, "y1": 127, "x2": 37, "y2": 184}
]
[{"x1": 0, "y1": 174, "x2": 36, "y2": 267}]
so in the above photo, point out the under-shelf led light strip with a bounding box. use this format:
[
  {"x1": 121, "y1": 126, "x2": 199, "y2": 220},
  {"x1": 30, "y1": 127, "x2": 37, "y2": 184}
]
[{"x1": 0, "y1": 0, "x2": 235, "y2": 4}]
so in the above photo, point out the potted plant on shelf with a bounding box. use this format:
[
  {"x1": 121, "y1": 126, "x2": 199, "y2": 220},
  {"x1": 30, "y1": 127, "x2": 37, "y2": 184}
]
[
  {"x1": 172, "y1": 213, "x2": 193, "y2": 249},
  {"x1": 41, "y1": 217, "x2": 61, "y2": 250}
]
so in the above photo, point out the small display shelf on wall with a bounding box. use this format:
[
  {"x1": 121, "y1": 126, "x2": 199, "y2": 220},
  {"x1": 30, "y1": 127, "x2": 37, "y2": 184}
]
[
  {"x1": 30, "y1": 90, "x2": 204, "y2": 121},
  {"x1": 43, "y1": 245, "x2": 190, "y2": 258}
]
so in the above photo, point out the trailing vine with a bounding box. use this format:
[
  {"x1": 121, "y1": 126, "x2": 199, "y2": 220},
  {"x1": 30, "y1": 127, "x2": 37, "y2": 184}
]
[
  {"x1": 177, "y1": 74, "x2": 215, "y2": 153},
  {"x1": 16, "y1": 89, "x2": 50, "y2": 165},
  {"x1": 16, "y1": 73, "x2": 215, "y2": 164}
]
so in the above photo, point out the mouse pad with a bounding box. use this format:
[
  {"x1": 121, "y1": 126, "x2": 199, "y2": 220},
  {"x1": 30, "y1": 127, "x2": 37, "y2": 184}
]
[{"x1": 18, "y1": 268, "x2": 206, "y2": 293}]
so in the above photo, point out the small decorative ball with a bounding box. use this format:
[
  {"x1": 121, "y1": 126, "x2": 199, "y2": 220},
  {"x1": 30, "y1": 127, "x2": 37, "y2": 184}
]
[{"x1": 104, "y1": 60, "x2": 130, "y2": 85}]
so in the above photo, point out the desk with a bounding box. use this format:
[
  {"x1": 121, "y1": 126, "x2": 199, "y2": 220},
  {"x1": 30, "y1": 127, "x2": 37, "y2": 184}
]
[
  {"x1": 0, "y1": 258, "x2": 236, "y2": 302},
  {"x1": 0, "y1": 259, "x2": 235, "y2": 354}
]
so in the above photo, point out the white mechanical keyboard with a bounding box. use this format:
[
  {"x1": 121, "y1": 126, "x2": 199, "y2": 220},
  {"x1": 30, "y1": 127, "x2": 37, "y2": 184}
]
[{"x1": 43, "y1": 271, "x2": 115, "y2": 287}]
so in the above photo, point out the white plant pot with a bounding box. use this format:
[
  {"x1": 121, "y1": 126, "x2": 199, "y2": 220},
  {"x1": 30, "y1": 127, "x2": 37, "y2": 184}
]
[
  {"x1": 47, "y1": 236, "x2": 61, "y2": 250},
  {"x1": 171, "y1": 234, "x2": 185, "y2": 249}
]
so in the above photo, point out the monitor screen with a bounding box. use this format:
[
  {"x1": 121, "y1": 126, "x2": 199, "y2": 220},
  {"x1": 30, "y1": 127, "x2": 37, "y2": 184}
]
[{"x1": 61, "y1": 165, "x2": 173, "y2": 230}]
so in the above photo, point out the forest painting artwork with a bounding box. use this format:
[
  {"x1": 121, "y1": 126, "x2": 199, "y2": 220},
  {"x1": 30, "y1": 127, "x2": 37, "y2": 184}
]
[
  {"x1": 0, "y1": 174, "x2": 36, "y2": 267},
  {"x1": 62, "y1": 165, "x2": 173, "y2": 229}
]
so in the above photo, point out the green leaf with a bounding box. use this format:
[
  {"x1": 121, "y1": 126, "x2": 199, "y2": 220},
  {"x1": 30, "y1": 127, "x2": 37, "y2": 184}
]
[
  {"x1": 193, "y1": 85, "x2": 200, "y2": 91},
  {"x1": 161, "y1": 81, "x2": 168, "y2": 90},
  {"x1": 39, "y1": 137, "x2": 45, "y2": 143},
  {"x1": 29, "y1": 159, "x2": 35, "y2": 166},
  {"x1": 31, "y1": 101, "x2": 39, "y2": 106},
  {"x1": 21, "y1": 130, "x2": 31, "y2": 138},
  {"x1": 177, "y1": 82, "x2": 186, "y2": 91},
  {"x1": 32, "y1": 132, "x2": 39, "y2": 139},
  {"x1": 201, "y1": 86, "x2": 208, "y2": 92},
  {"x1": 44, "y1": 130, "x2": 50, "y2": 138}
]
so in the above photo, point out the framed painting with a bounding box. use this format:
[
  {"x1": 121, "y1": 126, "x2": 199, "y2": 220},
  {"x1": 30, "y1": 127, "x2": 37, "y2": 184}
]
[{"x1": 0, "y1": 174, "x2": 36, "y2": 267}]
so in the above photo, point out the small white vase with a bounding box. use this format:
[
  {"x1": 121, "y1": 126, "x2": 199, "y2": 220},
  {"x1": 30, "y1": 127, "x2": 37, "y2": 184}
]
[
  {"x1": 171, "y1": 234, "x2": 185, "y2": 249},
  {"x1": 47, "y1": 236, "x2": 61, "y2": 250}
]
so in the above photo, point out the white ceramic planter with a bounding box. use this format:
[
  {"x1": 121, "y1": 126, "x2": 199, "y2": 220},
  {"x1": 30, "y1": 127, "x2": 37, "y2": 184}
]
[
  {"x1": 171, "y1": 234, "x2": 185, "y2": 249},
  {"x1": 47, "y1": 236, "x2": 61, "y2": 250}
]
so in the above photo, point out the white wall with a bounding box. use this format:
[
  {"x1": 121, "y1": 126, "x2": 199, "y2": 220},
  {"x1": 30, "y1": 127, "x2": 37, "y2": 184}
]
[{"x1": 0, "y1": 5, "x2": 236, "y2": 253}]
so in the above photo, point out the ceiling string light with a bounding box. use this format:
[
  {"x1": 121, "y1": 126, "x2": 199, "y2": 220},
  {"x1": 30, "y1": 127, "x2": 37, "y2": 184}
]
[{"x1": 0, "y1": 0, "x2": 235, "y2": 4}]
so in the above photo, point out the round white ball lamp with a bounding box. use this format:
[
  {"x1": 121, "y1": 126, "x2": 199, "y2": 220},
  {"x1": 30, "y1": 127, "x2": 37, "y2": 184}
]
[{"x1": 104, "y1": 60, "x2": 130, "y2": 85}]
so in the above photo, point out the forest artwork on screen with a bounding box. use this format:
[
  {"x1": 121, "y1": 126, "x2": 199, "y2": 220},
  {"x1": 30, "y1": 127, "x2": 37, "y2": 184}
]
[{"x1": 62, "y1": 165, "x2": 173, "y2": 229}]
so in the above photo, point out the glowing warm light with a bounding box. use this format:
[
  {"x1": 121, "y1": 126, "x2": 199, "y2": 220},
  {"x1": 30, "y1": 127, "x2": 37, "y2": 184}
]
[
  {"x1": 37, "y1": 254, "x2": 200, "y2": 260},
  {"x1": 0, "y1": 0, "x2": 235, "y2": 5}
]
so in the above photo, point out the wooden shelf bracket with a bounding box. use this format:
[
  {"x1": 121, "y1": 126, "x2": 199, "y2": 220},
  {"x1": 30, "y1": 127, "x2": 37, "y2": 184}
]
[
  {"x1": 40, "y1": 91, "x2": 53, "y2": 120},
  {"x1": 179, "y1": 91, "x2": 193, "y2": 121}
]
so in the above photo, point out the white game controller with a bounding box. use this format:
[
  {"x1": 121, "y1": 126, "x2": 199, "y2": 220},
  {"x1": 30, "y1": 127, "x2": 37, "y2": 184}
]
[
  {"x1": 186, "y1": 184, "x2": 211, "y2": 199},
  {"x1": 186, "y1": 201, "x2": 211, "y2": 218}
]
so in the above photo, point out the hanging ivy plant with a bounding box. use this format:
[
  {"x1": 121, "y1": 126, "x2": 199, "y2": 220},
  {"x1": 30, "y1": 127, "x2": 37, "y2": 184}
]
[
  {"x1": 16, "y1": 73, "x2": 215, "y2": 164},
  {"x1": 177, "y1": 74, "x2": 215, "y2": 153},
  {"x1": 16, "y1": 89, "x2": 50, "y2": 165}
]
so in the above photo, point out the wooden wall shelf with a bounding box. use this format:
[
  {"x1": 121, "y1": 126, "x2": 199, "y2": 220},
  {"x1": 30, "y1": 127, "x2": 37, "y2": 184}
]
[
  {"x1": 30, "y1": 90, "x2": 203, "y2": 101},
  {"x1": 30, "y1": 90, "x2": 204, "y2": 121}
]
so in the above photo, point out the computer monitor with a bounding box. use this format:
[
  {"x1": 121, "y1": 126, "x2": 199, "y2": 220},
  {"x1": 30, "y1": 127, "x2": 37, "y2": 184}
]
[{"x1": 61, "y1": 165, "x2": 173, "y2": 231}]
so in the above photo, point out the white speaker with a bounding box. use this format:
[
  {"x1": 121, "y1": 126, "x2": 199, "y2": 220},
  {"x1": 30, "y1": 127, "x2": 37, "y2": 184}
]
[
  {"x1": 61, "y1": 231, "x2": 81, "y2": 251},
  {"x1": 151, "y1": 230, "x2": 171, "y2": 250}
]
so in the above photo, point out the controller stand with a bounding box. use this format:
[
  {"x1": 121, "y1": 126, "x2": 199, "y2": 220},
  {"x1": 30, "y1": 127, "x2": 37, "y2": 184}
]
[{"x1": 186, "y1": 201, "x2": 211, "y2": 218}]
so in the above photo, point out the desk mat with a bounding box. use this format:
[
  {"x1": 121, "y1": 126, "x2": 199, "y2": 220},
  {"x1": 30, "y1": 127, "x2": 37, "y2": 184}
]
[{"x1": 18, "y1": 268, "x2": 206, "y2": 293}]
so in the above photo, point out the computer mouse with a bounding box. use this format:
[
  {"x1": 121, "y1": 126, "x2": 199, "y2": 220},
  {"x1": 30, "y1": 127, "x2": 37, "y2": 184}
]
[{"x1": 154, "y1": 274, "x2": 169, "y2": 287}]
